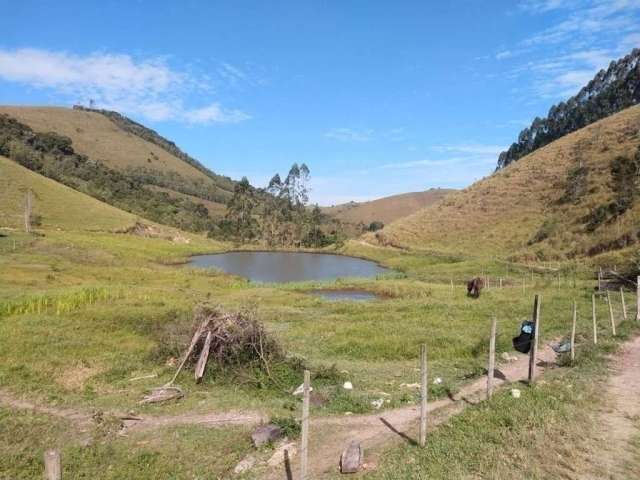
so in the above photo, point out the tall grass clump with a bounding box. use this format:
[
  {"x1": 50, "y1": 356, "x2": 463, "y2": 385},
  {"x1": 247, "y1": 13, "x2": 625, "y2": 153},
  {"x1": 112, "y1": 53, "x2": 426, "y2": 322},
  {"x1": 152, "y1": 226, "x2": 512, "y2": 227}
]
[{"x1": 0, "y1": 287, "x2": 123, "y2": 317}]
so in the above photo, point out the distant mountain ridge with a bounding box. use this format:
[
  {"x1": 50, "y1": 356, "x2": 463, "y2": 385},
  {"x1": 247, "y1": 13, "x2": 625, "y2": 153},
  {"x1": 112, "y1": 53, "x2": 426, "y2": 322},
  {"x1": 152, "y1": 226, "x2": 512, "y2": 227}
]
[{"x1": 497, "y1": 48, "x2": 640, "y2": 169}]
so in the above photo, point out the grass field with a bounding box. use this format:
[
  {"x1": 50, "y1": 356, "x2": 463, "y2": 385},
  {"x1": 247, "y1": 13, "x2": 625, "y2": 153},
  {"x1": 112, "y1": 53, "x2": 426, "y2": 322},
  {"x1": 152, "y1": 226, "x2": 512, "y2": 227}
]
[{"x1": 1, "y1": 218, "x2": 637, "y2": 477}]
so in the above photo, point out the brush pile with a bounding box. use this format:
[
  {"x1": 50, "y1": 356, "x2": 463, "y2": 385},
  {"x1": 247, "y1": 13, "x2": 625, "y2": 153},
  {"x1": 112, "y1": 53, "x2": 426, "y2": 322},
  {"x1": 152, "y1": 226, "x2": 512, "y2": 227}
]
[{"x1": 167, "y1": 305, "x2": 282, "y2": 385}]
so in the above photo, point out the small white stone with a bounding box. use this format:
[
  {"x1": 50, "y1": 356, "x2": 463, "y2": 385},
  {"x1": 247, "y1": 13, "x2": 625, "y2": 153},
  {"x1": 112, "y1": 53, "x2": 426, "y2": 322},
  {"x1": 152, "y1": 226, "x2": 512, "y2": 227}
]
[
  {"x1": 371, "y1": 398, "x2": 384, "y2": 409},
  {"x1": 267, "y1": 442, "x2": 297, "y2": 467},
  {"x1": 511, "y1": 388, "x2": 521, "y2": 399},
  {"x1": 343, "y1": 381, "x2": 353, "y2": 390},
  {"x1": 433, "y1": 377, "x2": 443, "y2": 385},
  {"x1": 233, "y1": 455, "x2": 256, "y2": 474}
]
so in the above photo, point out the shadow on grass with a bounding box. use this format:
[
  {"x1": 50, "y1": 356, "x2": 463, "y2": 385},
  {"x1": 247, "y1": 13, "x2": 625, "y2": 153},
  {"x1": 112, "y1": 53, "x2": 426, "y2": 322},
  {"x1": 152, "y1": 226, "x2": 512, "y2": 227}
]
[{"x1": 379, "y1": 417, "x2": 418, "y2": 446}]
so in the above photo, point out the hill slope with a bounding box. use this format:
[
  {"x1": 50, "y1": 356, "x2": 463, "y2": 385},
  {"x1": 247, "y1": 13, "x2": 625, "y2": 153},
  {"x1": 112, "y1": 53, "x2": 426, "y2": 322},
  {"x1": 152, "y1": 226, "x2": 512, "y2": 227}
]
[
  {"x1": 374, "y1": 105, "x2": 640, "y2": 260},
  {"x1": 324, "y1": 189, "x2": 454, "y2": 227},
  {"x1": 497, "y1": 48, "x2": 640, "y2": 169},
  {"x1": 0, "y1": 106, "x2": 234, "y2": 212},
  {"x1": 0, "y1": 156, "x2": 136, "y2": 231}
]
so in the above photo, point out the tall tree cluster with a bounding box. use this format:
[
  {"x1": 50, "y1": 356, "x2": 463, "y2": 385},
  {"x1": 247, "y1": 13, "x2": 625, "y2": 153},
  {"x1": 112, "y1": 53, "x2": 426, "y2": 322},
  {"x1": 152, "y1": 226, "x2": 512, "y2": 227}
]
[{"x1": 220, "y1": 163, "x2": 339, "y2": 247}]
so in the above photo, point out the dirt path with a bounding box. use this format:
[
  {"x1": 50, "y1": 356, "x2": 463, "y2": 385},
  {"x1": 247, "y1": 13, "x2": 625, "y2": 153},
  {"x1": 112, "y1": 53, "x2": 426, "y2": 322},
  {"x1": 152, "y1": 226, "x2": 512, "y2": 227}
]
[
  {"x1": 584, "y1": 335, "x2": 640, "y2": 479},
  {"x1": 261, "y1": 342, "x2": 558, "y2": 479},
  {"x1": 0, "y1": 389, "x2": 265, "y2": 437}
]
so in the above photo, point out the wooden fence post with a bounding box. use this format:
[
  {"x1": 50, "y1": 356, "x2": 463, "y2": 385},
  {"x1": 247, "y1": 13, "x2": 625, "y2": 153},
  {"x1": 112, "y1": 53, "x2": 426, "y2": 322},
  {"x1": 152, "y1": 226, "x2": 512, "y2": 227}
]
[
  {"x1": 636, "y1": 276, "x2": 640, "y2": 322},
  {"x1": 528, "y1": 295, "x2": 541, "y2": 384},
  {"x1": 44, "y1": 449, "x2": 61, "y2": 480},
  {"x1": 570, "y1": 301, "x2": 577, "y2": 363},
  {"x1": 419, "y1": 344, "x2": 428, "y2": 447},
  {"x1": 300, "y1": 370, "x2": 310, "y2": 480},
  {"x1": 607, "y1": 290, "x2": 616, "y2": 336},
  {"x1": 487, "y1": 317, "x2": 497, "y2": 399},
  {"x1": 620, "y1": 288, "x2": 627, "y2": 321},
  {"x1": 592, "y1": 294, "x2": 597, "y2": 345},
  {"x1": 499, "y1": 278, "x2": 503, "y2": 289},
  {"x1": 598, "y1": 269, "x2": 603, "y2": 290}
]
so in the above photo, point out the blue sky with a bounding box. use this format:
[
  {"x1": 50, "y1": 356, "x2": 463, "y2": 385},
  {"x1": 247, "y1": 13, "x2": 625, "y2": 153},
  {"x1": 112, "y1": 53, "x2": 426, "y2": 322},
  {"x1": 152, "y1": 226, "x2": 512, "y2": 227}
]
[{"x1": 2, "y1": 0, "x2": 639, "y2": 205}]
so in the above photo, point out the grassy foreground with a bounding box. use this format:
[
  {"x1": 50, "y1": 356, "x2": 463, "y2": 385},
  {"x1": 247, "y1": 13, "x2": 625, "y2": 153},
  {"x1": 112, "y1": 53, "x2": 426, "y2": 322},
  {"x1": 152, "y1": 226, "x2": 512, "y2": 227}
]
[{"x1": 0, "y1": 224, "x2": 638, "y2": 478}]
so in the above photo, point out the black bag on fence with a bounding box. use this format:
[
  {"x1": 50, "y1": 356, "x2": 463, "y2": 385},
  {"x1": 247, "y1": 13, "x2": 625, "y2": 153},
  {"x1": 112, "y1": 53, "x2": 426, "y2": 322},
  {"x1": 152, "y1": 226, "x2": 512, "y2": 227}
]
[{"x1": 512, "y1": 321, "x2": 535, "y2": 354}]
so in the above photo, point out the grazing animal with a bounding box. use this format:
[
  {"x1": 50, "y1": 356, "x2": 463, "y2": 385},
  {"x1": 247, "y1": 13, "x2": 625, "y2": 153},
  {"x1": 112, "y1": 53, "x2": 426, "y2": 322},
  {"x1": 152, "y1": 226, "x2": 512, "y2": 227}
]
[{"x1": 467, "y1": 277, "x2": 484, "y2": 298}]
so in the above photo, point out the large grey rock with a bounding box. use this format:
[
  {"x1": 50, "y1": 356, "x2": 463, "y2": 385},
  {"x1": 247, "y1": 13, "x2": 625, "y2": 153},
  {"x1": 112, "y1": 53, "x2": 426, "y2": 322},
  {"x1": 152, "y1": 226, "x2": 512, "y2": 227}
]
[
  {"x1": 251, "y1": 424, "x2": 283, "y2": 447},
  {"x1": 340, "y1": 441, "x2": 363, "y2": 474}
]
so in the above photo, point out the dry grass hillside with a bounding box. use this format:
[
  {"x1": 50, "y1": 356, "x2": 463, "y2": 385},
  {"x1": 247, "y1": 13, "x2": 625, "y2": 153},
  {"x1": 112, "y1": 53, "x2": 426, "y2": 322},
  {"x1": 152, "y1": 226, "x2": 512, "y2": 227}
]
[
  {"x1": 0, "y1": 106, "x2": 230, "y2": 216},
  {"x1": 374, "y1": 105, "x2": 640, "y2": 260},
  {"x1": 0, "y1": 156, "x2": 136, "y2": 231},
  {"x1": 324, "y1": 188, "x2": 454, "y2": 227}
]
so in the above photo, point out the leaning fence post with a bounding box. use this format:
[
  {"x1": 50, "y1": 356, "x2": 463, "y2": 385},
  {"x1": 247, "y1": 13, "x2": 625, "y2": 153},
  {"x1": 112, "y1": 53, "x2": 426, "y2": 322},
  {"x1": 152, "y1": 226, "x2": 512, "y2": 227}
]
[
  {"x1": 592, "y1": 294, "x2": 598, "y2": 345},
  {"x1": 300, "y1": 370, "x2": 310, "y2": 480},
  {"x1": 607, "y1": 290, "x2": 616, "y2": 336},
  {"x1": 570, "y1": 301, "x2": 577, "y2": 363},
  {"x1": 487, "y1": 317, "x2": 497, "y2": 399},
  {"x1": 528, "y1": 295, "x2": 541, "y2": 384},
  {"x1": 44, "y1": 449, "x2": 61, "y2": 480},
  {"x1": 419, "y1": 344, "x2": 428, "y2": 447},
  {"x1": 620, "y1": 287, "x2": 627, "y2": 321}
]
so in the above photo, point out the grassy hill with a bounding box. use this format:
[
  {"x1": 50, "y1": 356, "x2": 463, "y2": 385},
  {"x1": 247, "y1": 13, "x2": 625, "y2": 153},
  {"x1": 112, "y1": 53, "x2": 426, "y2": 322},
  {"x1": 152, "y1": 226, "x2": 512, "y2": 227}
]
[
  {"x1": 374, "y1": 105, "x2": 640, "y2": 261},
  {"x1": 0, "y1": 106, "x2": 233, "y2": 215},
  {"x1": 0, "y1": 155, "x2": 136, "y2": 231},
  {"x1": 324, "y1": 188, "x2": 454, "y2": 230}
]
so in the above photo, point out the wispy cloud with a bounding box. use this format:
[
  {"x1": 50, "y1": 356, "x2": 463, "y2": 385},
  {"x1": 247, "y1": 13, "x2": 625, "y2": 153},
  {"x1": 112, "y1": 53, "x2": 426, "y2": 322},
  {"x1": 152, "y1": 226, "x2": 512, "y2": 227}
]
[
  {"x1": 324, "y1": 127, "x2": 373, "y2": 142},
  {"x1": 431, "y1": 144, "x2": 506, "y2": 156},
  {"x1": 0, "y1": 48, "x2": 251, "y2": 124},
  {"x1": 499, "y1": 1, "x2": 640, "y2": 99}
]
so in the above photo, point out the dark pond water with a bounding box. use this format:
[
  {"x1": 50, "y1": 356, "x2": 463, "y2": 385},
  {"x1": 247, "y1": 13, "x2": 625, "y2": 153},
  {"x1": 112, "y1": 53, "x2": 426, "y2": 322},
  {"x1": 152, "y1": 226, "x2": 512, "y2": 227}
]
[
  {"x1": 308, "y1": 289, "x2": 379, "y2": 302},
  {"x1": 189, "y1": 251, "x2": 390, "y2": 283}
]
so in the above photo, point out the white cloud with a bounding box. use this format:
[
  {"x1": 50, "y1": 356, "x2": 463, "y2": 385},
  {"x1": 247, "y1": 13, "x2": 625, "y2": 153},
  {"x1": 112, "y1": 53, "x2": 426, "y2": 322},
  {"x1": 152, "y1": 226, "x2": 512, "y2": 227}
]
[
  {"x1": 324, "y1": 127, "x2": 373, "y2": 142},
  {"x1": 431, "y1": 144, "x2": 506, "y2": 156},
  {"x1": 184, "y1": 102, "x2": 251, "y2": 124},
  {"x1": 496, "y1": 50, "x2": 513, "y2": 60},
  {"x1": 0, "y1": 48, "x2": 251, "y2": 124}
]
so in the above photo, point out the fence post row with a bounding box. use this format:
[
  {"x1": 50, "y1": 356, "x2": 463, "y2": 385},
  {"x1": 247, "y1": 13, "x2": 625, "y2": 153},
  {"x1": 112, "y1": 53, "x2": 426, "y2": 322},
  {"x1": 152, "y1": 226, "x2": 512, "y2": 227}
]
[
  {"x1": 592, "y1": 294, "x2": 597, "y2": 345},
  {"x1": 636, "y1": 276, "x2": 640, "y2": 322},
  {"x1": 528, "y1": 294, "x2": 541, "y2": 384},
  {"x1": 419, "y1": 344, "x2": 428, "y2": 447},
  {"x1": 570, "y1": 301, "x2": 577, "y2": 363},
  {"x1": 44, "y1": 449, "x2": 61, "y2": 480},
  {"x1": 607, "y1": 290, "x2": 616, "y2": 336},
  {"x1": 300, "y1": 370, "x2": 310, "y2": 480},
  {"x1": 487, "y1": 317, "x2": 497, "y2": 399}
]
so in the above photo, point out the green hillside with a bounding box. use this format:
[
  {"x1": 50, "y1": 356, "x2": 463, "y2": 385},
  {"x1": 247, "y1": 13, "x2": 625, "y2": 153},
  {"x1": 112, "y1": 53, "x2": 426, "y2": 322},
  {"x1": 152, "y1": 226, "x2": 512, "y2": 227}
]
[{"x1": 0, "y1": 156, "x2": 136, "y2": 231}]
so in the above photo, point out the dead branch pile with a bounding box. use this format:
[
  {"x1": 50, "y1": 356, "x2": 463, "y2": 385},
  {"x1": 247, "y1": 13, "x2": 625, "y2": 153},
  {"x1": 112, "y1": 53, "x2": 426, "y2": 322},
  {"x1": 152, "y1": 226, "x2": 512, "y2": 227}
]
[{"x1": 166, "y1": 305, "x2": 282, "y2": 386}]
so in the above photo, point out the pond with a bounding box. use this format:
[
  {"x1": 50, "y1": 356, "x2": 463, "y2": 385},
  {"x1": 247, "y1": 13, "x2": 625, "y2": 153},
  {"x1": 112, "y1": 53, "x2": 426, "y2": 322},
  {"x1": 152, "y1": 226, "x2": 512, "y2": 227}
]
[
  {"x1": 189, "y1": 251, "x2": 390, "y2": 283},
  {"x1": 308, "y1": 289, "x2": 379, "y2": 302}
]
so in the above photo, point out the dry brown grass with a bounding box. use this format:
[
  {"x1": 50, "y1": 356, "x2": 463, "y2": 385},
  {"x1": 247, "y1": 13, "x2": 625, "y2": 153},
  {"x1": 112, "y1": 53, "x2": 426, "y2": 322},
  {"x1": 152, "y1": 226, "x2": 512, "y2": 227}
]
[
  {"x1": 0, "y1": 106, "x2": 212, "y2": 181},
  {"x1": 323, "y1": 188, "x2": 454, "y2": 226},
  {"x1": 377, "y1": 105, "x2": 640, "y2": 259}
]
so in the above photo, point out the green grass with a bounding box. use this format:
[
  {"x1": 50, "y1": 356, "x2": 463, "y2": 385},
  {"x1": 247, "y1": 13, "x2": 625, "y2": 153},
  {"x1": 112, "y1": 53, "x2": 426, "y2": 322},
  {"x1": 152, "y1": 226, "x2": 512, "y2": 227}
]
[
  {"x1": 0, "y1": 224, "x2": 637, "y2": 478},
  {"x1": 0, "y1": 156, "x2": 136, "y2": 231},
  {"x1": 363, "y1": 321, "x2": 640, "y2": 480}
]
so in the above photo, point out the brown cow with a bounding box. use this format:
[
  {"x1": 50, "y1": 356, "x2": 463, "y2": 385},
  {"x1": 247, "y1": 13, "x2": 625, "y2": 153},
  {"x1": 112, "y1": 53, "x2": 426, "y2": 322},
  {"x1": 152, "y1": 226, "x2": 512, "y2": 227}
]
[{"x1": 467, "y1": 277, "x2": 484, "y2": 298}]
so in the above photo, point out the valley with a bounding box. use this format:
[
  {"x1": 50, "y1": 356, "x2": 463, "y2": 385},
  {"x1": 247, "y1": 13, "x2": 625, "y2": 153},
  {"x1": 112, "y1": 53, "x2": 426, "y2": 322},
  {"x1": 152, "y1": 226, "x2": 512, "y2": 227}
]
[{"x1": 1, "y1": 15, "x2": 639, "y2": 479}]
